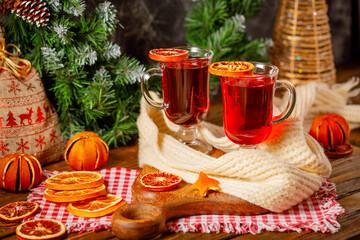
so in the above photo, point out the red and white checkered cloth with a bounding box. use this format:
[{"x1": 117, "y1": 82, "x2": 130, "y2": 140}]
[{"x1": 26, "y1": 168, "x2": 344, "y2": 234}]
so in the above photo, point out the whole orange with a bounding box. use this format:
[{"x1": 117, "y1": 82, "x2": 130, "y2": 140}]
[
  {"x1": 0, "y1": 153, "x2": 42, "y2": 192},
  {"x1": 309, "y1": 114, "x2": 350, "y2": 149},
  {"x1": 65, "y1": 131, "x2": 109, "y2": 171}
]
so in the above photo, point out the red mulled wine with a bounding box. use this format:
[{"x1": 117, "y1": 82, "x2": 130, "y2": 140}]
[
  {"x1": 160, "y1": 59, "x2": 210, "y2": 127},
  {"x1": 221, "y1": 75, "x2": 275, "y2": 145}
]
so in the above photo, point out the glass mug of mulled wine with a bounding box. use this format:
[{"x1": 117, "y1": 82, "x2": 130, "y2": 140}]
[
  {"x1": 209, "y1": 61, "x2": 296, "y2": 148},
  {"x1": 141, "y1": 47, "x2": 214, "y2": 153}
]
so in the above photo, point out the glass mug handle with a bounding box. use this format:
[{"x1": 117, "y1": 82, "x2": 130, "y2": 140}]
[
  {"x1": 273, "y1": 80, "x2": 297, "y2": 124},
  {"x1": 141, "y1": 68, "x2": 163, "y2": 110}
]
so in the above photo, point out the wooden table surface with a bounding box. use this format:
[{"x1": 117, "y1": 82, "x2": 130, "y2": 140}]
[
  {"x1": 1, "y1": 138, "x2": 360, "y2": 240},
  {"x1": 1, "y1": 68, "x2": 360, "y2": 239}
]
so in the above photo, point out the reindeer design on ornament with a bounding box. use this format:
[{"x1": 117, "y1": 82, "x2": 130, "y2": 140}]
[{"x1": 18, "y1": 108, "x2": 33, "y2": 126}]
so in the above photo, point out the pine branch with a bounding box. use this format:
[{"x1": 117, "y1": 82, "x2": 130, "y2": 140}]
[
  {"x1": 60, "y1": 111, "x2": 85, "y2": 139},
  {"x1": 80, "y1": 68, "x2": 117, "y2": 125},
  {"x1": 72, "y1": 43, "x2": 97, "y2": 66},
  {"x1": 235, "y1": 38, "x2": 270, "y2": 62},
  {"x1": 185, "y1": 0, "x2": 228, "y2": 45},
  {"x1": 24, "y1": 29, "x2": 48, "y2": 74},
  {"x1": 47, "y1": 0, "x2": 61, "y2": 12},
  {"x1": 111, "y1": 55, "x2": 146, "y2": 86},
  {"x1": 78, "y1": 15, "x2": 108, "y2": 50},
  {"x1": 186, "y1": 0, "x2": 269, "y2": 87},
  {"x1": 41, "y1": 47, "x2": 65, "y2": 72},
  {"x1": 62, "y1": 0, "x2": 85, "y2": 16},
  {"x1": 102, "y1": 92, "x2": 141, "y2": 146},
  {"x1": 1, "y1": 13, "x2": 32, "y2": 51},
  {"x1": 205, "y1": 14, "x2": 246, "y2": 61},
  {"x1": 4, "y1": 0, "x2": 145, "y2": 148},
  {"x1": 50, "y1": 17, "x2": 75, "y2": 45},
  {"x1": 227, "y1": 0, "x2": 265, "y2": 18},
  {"x1": 95, "y1": 1, "x2": 119, "y2": 33},
  {"x1": 101, "y1": 41, "x2": 121, "y2": 61}
]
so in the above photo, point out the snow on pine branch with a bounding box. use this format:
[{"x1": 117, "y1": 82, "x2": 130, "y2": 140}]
[
  {"x1": 51, "y1": 20, "x2": 74, "y2": 45},
  {"x1": 73, "y1": 44, "x2": 97, "y2": 66},
  {"x1": 113, "y1": 56, "x2": 145, "y2": 85},
  {"x1": 96, "y1": 1, "x2": 119, "y2": 32},
  {"x1": 102, "y1": 42, "x2": 121, "y2": 60},
  {"x1": 63, "y1": 0, "x2": 85, "y2": 16},
  {"x1": 47, "y1": 0, "x2": 61, "y2": 12},
  {"x1": 93, "y1": 68, "x2": 113, "y2": 87},
  {"x1": 41, "y1": 47, "x2": 65, "y2": 70}
]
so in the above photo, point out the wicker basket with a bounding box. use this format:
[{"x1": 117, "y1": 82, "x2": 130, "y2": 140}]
[{"x1": 270, "y1": 0, "x2": 336, "y2": 86}]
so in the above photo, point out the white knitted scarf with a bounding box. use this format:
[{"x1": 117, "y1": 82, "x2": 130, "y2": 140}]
[{"x1": 137, "y1": 78, "x2": 360, "y2": 213}]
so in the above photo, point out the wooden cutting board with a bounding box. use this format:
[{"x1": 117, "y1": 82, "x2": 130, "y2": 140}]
[{"x1": 112, "y1": 156, "x2": 268, "y2": 239}]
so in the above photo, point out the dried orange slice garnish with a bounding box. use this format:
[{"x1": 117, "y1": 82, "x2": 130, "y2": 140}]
[
  {"x1": 16, "y1": 219, "x2": 66, "y2": 240},
  {"x1": 67, "y1": 194, "x2": 125, "y2": 218},
  {"x1": 45, "y1": 171, "x2": 104, "y2": 190},
  {"x1": 44, "y1": 184, "x2": 107, "y2": 203},
  {"x1": 149, "y1": 48, "x2": 189, "y2": 62},
  {"x1": 140, "y1": 172, "x2": 182, "y2": 191},
  {"x1": 0, "y1": 201, "x2": 39, "y2": 223},
  {"x1": 190, "y1": 171, "x2": 220, "y2": 197},
  {"x1": 209, "y1": 61, "x2": 254, "y2": 77}
]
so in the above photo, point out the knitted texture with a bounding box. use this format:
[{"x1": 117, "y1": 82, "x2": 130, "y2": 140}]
[
  {"x1": 137, "y1": 79, "x2": 359, "y2": 213},
  {"x1": 280, "y1": 77, "x2": 360, "y2": 130}
]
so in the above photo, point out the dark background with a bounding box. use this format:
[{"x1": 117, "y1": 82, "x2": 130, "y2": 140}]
[{"x1": 86, "y1": 0, "x2": 360, "y2": 67}]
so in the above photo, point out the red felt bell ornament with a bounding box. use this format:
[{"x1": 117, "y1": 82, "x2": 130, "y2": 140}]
[{"x1": 309, "y1": 114, "x2": 353, "y2": 158}]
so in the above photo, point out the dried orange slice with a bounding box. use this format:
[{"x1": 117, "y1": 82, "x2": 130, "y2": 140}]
[
  {"x1": 44, "y1": 184, "x2": 107, "y2": 203},
  {"x1": 16, "y1": 219, "x2": 66, "y2": 240},
  {"x1": 149, "y1": 48, "x2": 189, "y2": 62},
  {"x1": 209, "y1": 61, "x2": 254, "y2": 77},
  {"x1": 67, "y1": 194, "x2": 125, "y2": 218},
  {"x1": 140, "y1": 172, "x2": 182, "y2": 191},
  {"x1": 45, "y1": 171, "x2": 104, "y2": 190},
  {"x1": 0, "y1": 201, "x2": 39, "y2": 223}
]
